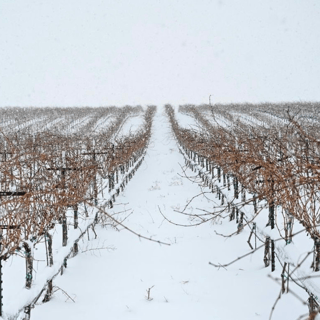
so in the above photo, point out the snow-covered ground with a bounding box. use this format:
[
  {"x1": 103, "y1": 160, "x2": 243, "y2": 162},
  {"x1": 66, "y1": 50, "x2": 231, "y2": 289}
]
[
  {"x1": 231, "y1": 112, "x2": 268, "y2": 127},
  {"x1": 175, "y1": 111, "x2": 202, "y2": 131},
  {"x1": 208, "y1": 114, "x2": 233, "y2": 128},
  {"x1": 92, "y1": 115, "x2": 117, "y2": 133},
  {"x1": 115, "y1": 113, "x2": 145, "y2": 137},
  {"x1": 23, "y1": 108, "x2": 309, "y2": 320}
]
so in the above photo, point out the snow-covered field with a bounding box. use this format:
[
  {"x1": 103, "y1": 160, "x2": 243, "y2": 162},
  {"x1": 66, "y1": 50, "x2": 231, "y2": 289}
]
[
  {"x1": 10, "y1": 108, "x2": 309, "y2": 320},
  {"x1": 175, "y1": 111, "x2": 201, "y2": 131},
  {"x1": 114, "y1": 113, "x2": 145, "y2": 138}
]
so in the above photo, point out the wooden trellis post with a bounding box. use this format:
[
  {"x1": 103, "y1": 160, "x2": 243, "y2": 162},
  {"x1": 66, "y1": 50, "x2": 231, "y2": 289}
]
[
  {"x1": 233, "y1": 176, "x2": 239, "y2": 199},
  {"x1": 62, "y1": 215, "x2": 68, "y2": 247},
  {"x1": 285, "y1": 211, "x2": 294, "y2": 244},
  {"x1": 230, "y1": 207, "x2": 235, "y2": 221},
  {"x1": 42, "y1": 279, "x2": 53, "y2": 303},
  {"x1": 115, "y1": 168, "x2": 119, "y2": 184},
  {"x1": 211, "y1": 163, "x2": 215, "y2": 178},
  {"x1": 253, "y1": 194, "x2": 257, "y2": 214},
  {"x1": 73, "y1": 204, "x2": 78, "y2": 229},
  {"x1": 312, "y1": 238, "x2": 320, "y2": 272},
  {"x1": 268, "y1": 180, "x2": 275, "y2": 229},
  {"x1": 281, "y1": 262, "x2": 287, "y2": 294},
  {"x1": 0, "y1": 225, "x2": 20, "y2": 316},
  {"x1": 271, "y1": 239, "x2": 275, "y2": 272},
  {"x1": 237, "y1": 212, "x2": 244, "y2": 234},
  {"x1": 23, "y1": 305, "x2": 31, "y2": 320},
  {"x1": 264, "y1": 236, "x2": 270, "y2": 267},
  {"x1": 45, "y1": 232, "x2": 53, "y2": 266},
  {"x1": 23, "y1": 242, "x2": 33, "y2": 289},
  {"x1": 267, "y1": 201, "x2": 275, "y2": 229},
  {"x1": 108, "y1": 172, "x2": 114, "y2": 192},
  {"x1": 73, "y1": 241, "x2": 79, "y2": 257},
  {"x1": 308, "y1": 295, "x2": 319, "y2": 319},
  {"x1": 241, "y1": 186, "x2": 246, "y2": 203}
]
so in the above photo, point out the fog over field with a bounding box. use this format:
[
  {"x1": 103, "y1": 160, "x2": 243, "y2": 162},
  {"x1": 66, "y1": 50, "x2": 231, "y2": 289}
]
[{"x1": 1, "y1": 0, "x2": 320, "y2": 106}]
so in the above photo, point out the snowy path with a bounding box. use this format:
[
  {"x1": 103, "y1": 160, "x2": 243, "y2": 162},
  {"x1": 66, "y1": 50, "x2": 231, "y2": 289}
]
[{"x1": 32, "y1": 109, "x2": 305, "y2": 320}]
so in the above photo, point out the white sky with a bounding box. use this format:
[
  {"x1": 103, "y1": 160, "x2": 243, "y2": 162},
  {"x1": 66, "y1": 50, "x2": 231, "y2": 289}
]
[{"x1": 0, "y1": 0, "x2": 320, "y2": 107}]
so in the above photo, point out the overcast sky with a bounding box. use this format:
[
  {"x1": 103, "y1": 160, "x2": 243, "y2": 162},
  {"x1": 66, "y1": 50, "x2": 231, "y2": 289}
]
[{"x1": 1, "y1": 0, "x2": 320, "y2": 107}]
